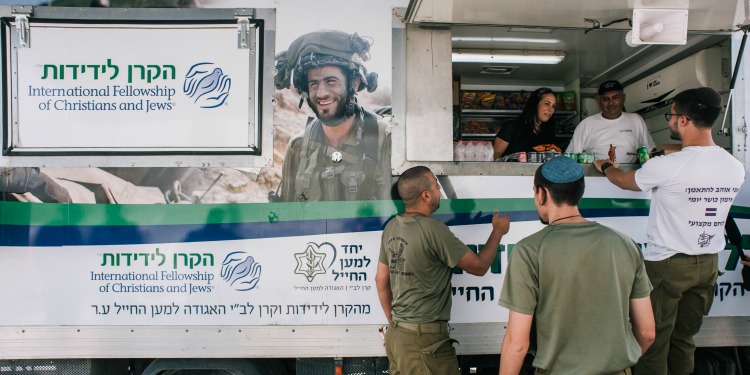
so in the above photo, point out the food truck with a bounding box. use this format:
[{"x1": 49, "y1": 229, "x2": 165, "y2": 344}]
[{"x1": 0, "y1": 0, "x2": 748, "y2": 374}]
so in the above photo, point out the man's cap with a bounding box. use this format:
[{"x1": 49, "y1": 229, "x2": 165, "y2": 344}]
[
  {"x1": 541, "y1": 156, "x2": 584, "y2": 183},
  {"x1": 694, "y1": 87, "x2": 722, "y2": 109},
  {"x1": 598, "y1": 80, "x2": 624, "y2": 95}
]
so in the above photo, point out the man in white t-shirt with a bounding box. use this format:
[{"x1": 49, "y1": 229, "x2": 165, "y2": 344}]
[
  {"x1": 566, "y1": 80, "x2": 656, "y2": 163},
  {"x1": 593, "y1": 87, "x2": 745, "y2": 375}
]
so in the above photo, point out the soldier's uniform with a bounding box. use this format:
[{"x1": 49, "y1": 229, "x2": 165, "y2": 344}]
[
  {"x1": 273, "y1": 29, "x2": 392, "y2": 202},
  {"x1": 279, "y1": 109, "x2": 391, "y2": 202}
]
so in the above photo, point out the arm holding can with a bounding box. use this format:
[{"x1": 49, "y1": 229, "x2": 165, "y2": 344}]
[{"x1": 594, "y1": 159, "x2": 641, "y2": 191}]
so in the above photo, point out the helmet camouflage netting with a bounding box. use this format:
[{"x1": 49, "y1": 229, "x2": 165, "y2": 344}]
[{"x1": 275, "y1": 30, "x2": 378, "y2": 95}]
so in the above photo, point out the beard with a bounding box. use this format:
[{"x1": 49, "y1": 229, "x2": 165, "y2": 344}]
[
  {"x1": 308, "y1": 94, "x2": 350, "y2": 127},
  {"x1": 669, "y1": 123, "x2": 682, "y2": 140}
]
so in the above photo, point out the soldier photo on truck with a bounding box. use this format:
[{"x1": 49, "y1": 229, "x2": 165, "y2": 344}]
[{"x1": 271, "y1": 29, "x2": 392, "y2": 202}]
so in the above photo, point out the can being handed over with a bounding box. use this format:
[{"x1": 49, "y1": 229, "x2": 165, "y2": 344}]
[
  {"x1": 637, "y1": 146, "x2": 650, "y2": 164},
  {"x1": 608, "y1": 144, "x2": 617, "y2": 162}
]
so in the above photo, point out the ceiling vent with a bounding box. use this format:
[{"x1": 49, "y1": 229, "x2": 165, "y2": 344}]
[{"x1": 479, "y1": 66, "x2": 518, "y2": 75}]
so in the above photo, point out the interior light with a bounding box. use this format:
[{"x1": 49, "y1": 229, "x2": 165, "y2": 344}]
[
  {"x1": 452, "y1": 49, "x2": 566, "y2": 65},
  {"x1": 451, "y1": 37, "x2": 561, "y2": 45}
]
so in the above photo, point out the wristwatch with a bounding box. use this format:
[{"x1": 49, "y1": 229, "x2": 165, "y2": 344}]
[{"x1": 601, "y1": 162, "x2": 614, "y2": 175}]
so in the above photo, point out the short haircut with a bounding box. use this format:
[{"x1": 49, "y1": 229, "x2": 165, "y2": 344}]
[
  {"x1": 672, "y1": 87, "x2": 722, "y2": 128},
  {"x1": 533, "y1": 167, "x2": 585, "y2": 206},
  {"x1": 398, "y1": 166, "x2": 433, "y2": 207}
]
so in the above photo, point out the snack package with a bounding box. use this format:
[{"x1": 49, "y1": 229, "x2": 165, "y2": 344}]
[
  {"x1": 477, "y1": 92, "x2": 496, "y2": 109},
  {"x1": 460, "y1": 91, "x2": 478, "y2": 109},
  {"x1": 562, "y1": 91, "x2": 577, "y2": 111},
  {"x1": 532, "y1": 144, "x2": 563, "y2": 152},
  {"x1": 493, "y1": 94, "x2": 508, "y2": 109}
]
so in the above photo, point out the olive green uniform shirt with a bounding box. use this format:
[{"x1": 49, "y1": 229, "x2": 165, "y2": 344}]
[
  {"x1": 499, "y1": 222, "x2": 652, "y2": 374},
  {"x1": 379, "y1": 215, "x2": 469, "y2": 322}
]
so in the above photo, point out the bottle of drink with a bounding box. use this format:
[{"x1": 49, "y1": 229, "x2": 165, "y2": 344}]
[
  {"x1": 464, "y1": 141, "x2": 477, "y2": 161},
  {"x1": 453, "y1": 141, "x2": 465, "y2": 161},
  {"x1": 482, "y1": 141, "x2": 494, "y2": 161}
]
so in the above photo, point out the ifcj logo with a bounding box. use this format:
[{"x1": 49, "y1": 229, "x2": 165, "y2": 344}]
[
  {"x1": 183, "y1": 62, "x2": 231, "y2": 108},
  {"x1": 221, "y1": 251, "x2": 261, "y2": 291}
]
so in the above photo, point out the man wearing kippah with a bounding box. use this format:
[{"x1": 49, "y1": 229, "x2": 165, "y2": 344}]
[
  {"x1": 272, "y1": 30, "x2": 391, "y2": 202},
  {"x1": 594, "y1": 87, "x2": 745, "y2": 374},
  {"x1": 499, "y1": 156, "x2": 655, "y2": 374},
  {"x1": 565, "y1": 80, "x2": 656, "y2": 163}
]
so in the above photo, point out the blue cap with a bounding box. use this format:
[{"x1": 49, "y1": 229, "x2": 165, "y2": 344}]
[{"x1": 541, "y1": 156, "x2": 584, "y2": 183}]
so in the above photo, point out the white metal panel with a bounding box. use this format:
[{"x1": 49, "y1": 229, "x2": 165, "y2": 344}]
[
  {"x1": 405, "y1": 25, "x2": 453, "y2": 162},
  {"x1": 408, "y1": 0, "x2": 741, "y2": 31}
]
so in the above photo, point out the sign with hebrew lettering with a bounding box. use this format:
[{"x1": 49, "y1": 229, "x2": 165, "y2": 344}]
[
  {"x1": 9, "y1": 22, "x2": 257, "y2": 153},
  {"x1": 0, "y1": 176, "x2": 748, "y2": 326}
]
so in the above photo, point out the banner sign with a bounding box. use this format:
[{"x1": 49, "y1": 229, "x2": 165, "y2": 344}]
[
  {"x1": 0, "y1": 178, "x2": 748, "y2": 326},
  {"x1": 9, "y1": 22, "x2": 257, "y2": 153}
]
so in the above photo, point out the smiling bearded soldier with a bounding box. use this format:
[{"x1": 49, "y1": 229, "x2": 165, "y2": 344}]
[{"x1": 272, "y1": 30, "x2": 392, "y2": 202}]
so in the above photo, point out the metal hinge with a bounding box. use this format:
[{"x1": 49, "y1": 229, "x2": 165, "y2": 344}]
[
  {"x1": 14, "y1": 14, "x2": 29, "y2": 48},
  {"x1": 237, "y1": 17, "x2": 251, "y2": 49}
]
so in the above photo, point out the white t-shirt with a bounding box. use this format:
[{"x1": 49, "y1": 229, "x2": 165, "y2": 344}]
[
  {"x1": 635, "y1": 146, "x2": 745, "y2": 261},
  {"x1": 566, "y1": 112, "x2": 656, "y2": 163}
]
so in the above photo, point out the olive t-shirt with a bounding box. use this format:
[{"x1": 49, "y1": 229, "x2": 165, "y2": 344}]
[
  {"x1": 379, "y1": 215, "x2": 470, "y2": 322},
  {"x1": 499, "y1": 222, "x2": 652, "y2": 374}
]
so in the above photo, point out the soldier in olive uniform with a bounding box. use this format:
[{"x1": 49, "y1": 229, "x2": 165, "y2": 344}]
[{"x1": 273, "y1": 30, "x2": 392, "y2": 202}]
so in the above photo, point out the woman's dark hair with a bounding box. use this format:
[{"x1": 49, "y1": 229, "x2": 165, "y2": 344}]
[{"x1": 520, "y1": 87, "x2": 556, "y2": 128}]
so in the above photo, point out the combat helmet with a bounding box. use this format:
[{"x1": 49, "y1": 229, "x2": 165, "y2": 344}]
[{"x1": 275, "y1": 30, "x2": 379, "y2": 115}]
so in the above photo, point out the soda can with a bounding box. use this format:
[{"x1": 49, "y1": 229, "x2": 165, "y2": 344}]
[
  {"x1": 577, "y1": 153, "x2": 586, "y2": 163},
  {"x1": 608, "y1": 144, "x2": 617, "y2": 162},
  {"x1": 637, "y1": 146, "x2": 651, "y2": 164},
  {"x1": 517, "y1": 152, "x2": 527, "y2": 163},
  {"x1": 589, "y1": 153, "x2": 596, "y2": 163}
]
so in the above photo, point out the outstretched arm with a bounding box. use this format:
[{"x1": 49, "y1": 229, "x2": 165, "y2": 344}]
[
  {"x1": 593, "y1": 160, "x2": 641, "y2": 192},
  {"x1": 457, "y1": 211, "x2": 510, "y2": 275}
]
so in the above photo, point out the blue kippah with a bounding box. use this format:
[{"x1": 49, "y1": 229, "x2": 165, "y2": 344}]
[{"x1": 541, "y1": 156, "x2": 584, "y2": 183}]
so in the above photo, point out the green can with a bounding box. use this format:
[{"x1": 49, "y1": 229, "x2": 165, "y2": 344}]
[{"x1": 637, "y1": 146, "x2": 650, "y2": 164}]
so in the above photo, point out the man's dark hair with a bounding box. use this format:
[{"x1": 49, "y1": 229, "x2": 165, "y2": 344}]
[
  {"x1": 672, "y1": 87, "x2": 722, "y2": 128},
  {"x1": 533, "y1": 167, "x2": 585, "y2": 206},
  {"x1": 521, "y1": 87, "x2": 556, "y2": 128},
  {"x1": 398, "y1": 166, "x2": 432, "y2": 206}
]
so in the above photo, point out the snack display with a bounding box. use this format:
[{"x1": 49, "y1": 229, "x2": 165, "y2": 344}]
[{"x1": 461, "y1": 120, "x2": 494, "y2": 135}]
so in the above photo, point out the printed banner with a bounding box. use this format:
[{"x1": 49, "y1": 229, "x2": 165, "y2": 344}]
[{"x1": 15, "y1": 23, "x2": 254, "y2": 150}]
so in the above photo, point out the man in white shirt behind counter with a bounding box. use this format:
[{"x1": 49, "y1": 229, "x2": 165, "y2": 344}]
[{"x1": 566, "y1": 80, "x2": 656, "y2": 163}]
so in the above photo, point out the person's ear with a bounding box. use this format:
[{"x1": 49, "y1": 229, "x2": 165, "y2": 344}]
[
  {"x1": 421, "y1": 190, "x2": 430, "y2": 202},
  {"x1": 538, "y1": 187, "x2": 547, "y2": 206}
]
